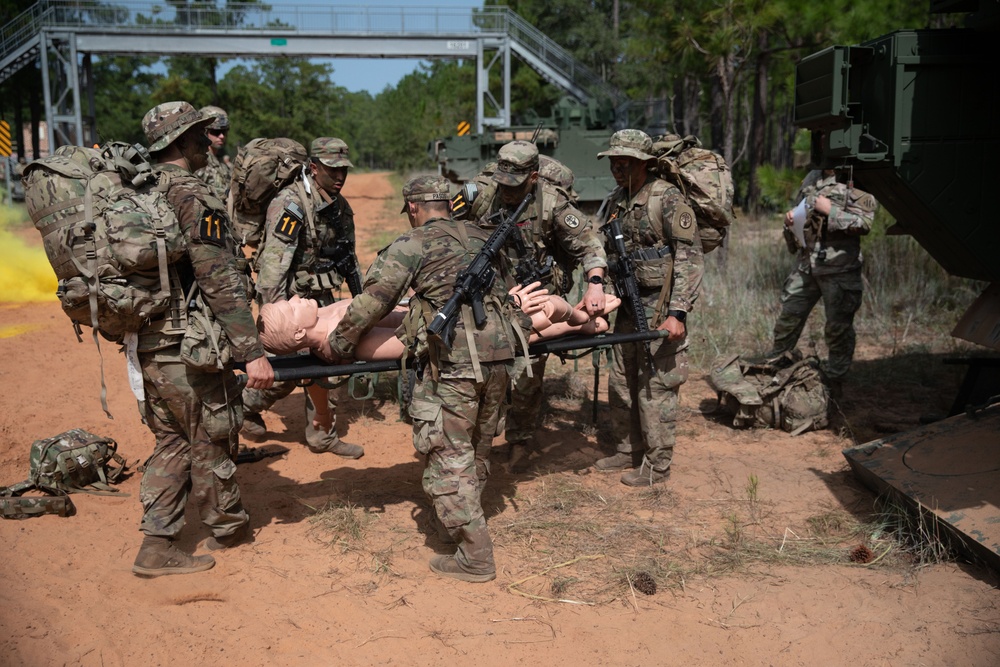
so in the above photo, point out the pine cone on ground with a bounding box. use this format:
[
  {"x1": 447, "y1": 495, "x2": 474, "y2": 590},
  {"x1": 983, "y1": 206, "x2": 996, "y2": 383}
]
[
  {"x1": 849, "y1": 544, "x2": 874, "y2": 563},
  {"x1": 630, "y1": 571, "x2": 657, "y2": 595}
]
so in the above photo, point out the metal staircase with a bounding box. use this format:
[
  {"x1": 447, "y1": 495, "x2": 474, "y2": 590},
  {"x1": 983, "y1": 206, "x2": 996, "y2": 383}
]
[{"x1": 0, "y1": 1, "x2": 625, "y2": 149}]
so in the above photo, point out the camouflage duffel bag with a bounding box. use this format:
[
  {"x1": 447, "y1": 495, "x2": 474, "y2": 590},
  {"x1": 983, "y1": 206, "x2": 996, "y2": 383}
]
[
  {"x1": 0, "y1": 481, "x2": 75, "y2": 519},
  {"x1": 708, "y1": 351, "x2": 829, "y2": 435}
]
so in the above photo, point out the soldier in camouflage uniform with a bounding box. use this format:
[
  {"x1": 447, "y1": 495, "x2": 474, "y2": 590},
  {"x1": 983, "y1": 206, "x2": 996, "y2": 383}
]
[
  {"x1": 471, "y1": 142, "x2": 607, "y2": 472},
  {"x1": 329, "y1": 176, "x2": 530, "y2": 583},
  {"x1": 240, "y1": 137, "x2": 364, "y2": 459},
  {"x1": 132, "y1": 101, "x2": 275, "y2": 577},
  {"x1": 594, "y1": 129, "x2": 704, "y2": 486},
  {"x1": 195, "y1": 105, "x2": 232, "y2": 201},
  {"x1": 766, "y1": 169, "x2": 877, "y2": 396}
]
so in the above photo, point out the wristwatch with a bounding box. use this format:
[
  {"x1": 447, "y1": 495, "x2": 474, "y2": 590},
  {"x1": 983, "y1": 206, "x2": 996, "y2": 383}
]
[
  {"x1": 587, "y1": 274, "x2": 606, "y2": 285},
  {"x1": 667, "y1": 309, "x2": 687, "y2": 323}
]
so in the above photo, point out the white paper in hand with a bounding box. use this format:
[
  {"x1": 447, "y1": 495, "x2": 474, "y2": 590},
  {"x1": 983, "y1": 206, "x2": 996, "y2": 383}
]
[
  {"x1": 123, "y1": 332, "x2": 145, "y2": 402},
  {"x1": 791, "y1": 199, "x2": 809, "y2": 248}
]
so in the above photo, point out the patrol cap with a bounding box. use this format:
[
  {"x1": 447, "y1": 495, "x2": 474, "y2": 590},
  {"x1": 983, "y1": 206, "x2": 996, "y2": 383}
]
[
  {"x1": 143, "y1": 101, "x2": 212, "y2": 153},
  {"x1": 493, "y1": 140, "x2": 539, "y2": 187},
  {"x1": 400, "y1": 175, "x2": 451, "y2": 213},
  {"x1": 311, "y1": 137, "x2": 354, "y2": 169},
  {"x1": 597, "y1": 129, "x2": 655, "y2": 161},
  {"x1": 199, "y1": 105, "x2": 229, "y2": 131}
]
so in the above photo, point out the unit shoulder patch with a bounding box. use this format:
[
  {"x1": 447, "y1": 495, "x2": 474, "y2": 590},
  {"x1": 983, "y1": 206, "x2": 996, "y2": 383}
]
[
  {"x1": 198, "y1": 209, "x2": 226, "y2": 246},
  {"x1": 274, "y1": 204, "x2": 304, "y2": 243}
]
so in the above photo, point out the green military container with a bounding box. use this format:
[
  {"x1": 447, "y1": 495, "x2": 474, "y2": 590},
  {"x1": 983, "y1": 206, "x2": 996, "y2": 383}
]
[
  {"x1": 430, "y1": 97, "x2": 618, "y2": 212},
  {"x1": 793, "y1": 4, "x2": 999, "y2": 282}
]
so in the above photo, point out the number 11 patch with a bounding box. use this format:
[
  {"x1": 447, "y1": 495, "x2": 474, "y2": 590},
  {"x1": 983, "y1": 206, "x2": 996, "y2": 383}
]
[{"x1": 199, "y1": 209, "x2": 226, "y2": 246}]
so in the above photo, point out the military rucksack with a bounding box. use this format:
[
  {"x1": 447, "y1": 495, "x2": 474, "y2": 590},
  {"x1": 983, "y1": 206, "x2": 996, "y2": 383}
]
[
  {"x1": 28, "y1": 429, "x2": 128, "y2": 495},
  {"x1": 651, "y1": 135, "x2": 736, "y2": 253},
  {"x1": 229, "y1": 137, "x2": 308, "y2": 246},
  {"x1": 708, "y1": 352, "x2": 829, "y2": 435},
  {"x1": 22, "y1": 141, "x2": 185, "y2": 343}
]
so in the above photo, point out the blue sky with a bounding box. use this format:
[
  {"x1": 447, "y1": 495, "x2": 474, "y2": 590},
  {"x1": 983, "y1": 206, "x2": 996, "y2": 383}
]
[{"x1": 268, "y1": 0, "x2": 485, "y2": 94}]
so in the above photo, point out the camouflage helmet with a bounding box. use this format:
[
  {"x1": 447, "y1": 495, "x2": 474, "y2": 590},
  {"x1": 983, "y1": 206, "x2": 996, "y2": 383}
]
[
  {"x1": 597, "y1": 129, "x2": 655, "y2": 161},
  {"x1": 493, "y1": 140, "x2": 539, "y2": 186},
  {"x1": 400, "y1": 175, "x2": 451, "y2": 213},
  {"x1": 311, "y1": 137, "x2": 354, "y2": 169},
  {"x1": 199, "y1": 105, "x2": 230, "y2": 131},
  {"x1": 143, "y1": 101, "x2": 212, "y2": 153}
]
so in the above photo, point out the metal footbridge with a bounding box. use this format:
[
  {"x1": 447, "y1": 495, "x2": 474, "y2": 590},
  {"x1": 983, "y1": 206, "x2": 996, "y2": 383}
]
[{"x1": 0, "y1": 1, "x2": 623, "y2": 150}]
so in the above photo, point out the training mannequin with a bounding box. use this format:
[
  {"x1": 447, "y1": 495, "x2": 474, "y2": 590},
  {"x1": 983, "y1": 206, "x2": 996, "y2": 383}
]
[
  {"x1": 256, "y1": 286, "x2": 618, "y2": 434},
  {"x1": 257, "y1": 284, "x2": 620, "y2": 361}
]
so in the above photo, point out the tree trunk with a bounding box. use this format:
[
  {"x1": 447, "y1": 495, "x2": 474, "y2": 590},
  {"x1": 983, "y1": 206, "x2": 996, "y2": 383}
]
[
  {"x1": 709, "y1": 73, "x2": 725, "y2": 152},
  {"x1": 747, "y1": 33, "x2": 770, "y2": 214}
]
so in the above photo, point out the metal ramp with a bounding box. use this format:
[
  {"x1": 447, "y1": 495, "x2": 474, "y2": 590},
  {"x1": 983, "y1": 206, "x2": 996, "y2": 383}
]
[
  {"x1": 0, "y1": 1, "x2": 624, "y2": 150},
  {"x1": 843, "y1": 403, "x2": 1000, "y2": 571}
]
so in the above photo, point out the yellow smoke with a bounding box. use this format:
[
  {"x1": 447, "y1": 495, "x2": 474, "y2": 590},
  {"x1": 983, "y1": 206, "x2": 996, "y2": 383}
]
[{"x1": 0, "y1": 204, "x2": 57, "y2": 303}]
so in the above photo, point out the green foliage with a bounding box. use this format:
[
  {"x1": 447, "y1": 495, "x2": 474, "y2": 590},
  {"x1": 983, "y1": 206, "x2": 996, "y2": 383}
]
[
  {"x1": 754, "y1": 164, "x2": 806, "y2": 212},
  {"x1": 91, "y1": 56, "x2": 163, "y2": 145}
]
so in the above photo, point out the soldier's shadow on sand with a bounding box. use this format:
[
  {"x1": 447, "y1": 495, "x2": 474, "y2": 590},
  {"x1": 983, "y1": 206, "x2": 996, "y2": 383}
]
[{"x1": 247, "y1": 381, "x2": 398, "y2": 446}]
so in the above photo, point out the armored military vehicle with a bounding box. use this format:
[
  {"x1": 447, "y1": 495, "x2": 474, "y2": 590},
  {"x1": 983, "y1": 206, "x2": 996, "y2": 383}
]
[
  {"x1": 430, "y1": 96, "x2": 618, "y2": 211},
  {"x1": 796, "y1": 0, "x2": 1000, "y2": 570}
]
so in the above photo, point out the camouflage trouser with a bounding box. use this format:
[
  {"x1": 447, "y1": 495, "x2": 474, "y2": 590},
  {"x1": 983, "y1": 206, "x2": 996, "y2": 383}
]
[
  {"x1": 242, "y1": 380, "x2": 345, "y2": 449},
  {"x1": 607, "y1": 324, "x2": 689, "y2": 472},
  {"x1": 770, "y1": 267, "x2": 863, "y2": 381},
  {"x1": 408, "y1": 361, "x2": 511, "y2": 575},
  {"x1": 502, "y1": 353, "x2": 548, "y2": 444},
  {"x1": 138, "y1": 354, "x2": 248, "y2": 539}
]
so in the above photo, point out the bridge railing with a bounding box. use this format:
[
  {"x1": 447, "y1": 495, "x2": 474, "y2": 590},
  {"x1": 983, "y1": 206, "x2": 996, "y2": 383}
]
[
  {"x1": 0, "y1": 1, "x2": 52, "y2": 62},
  {"x1": 3, "y1": 1, "x2": 621, "y2": 104},
  {"x1": 39, "y1": 1, "x2": 504, "y2": 35}
]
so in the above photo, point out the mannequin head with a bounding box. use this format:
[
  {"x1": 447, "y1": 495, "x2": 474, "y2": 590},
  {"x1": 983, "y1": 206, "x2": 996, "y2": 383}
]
[{"x1": 257, "y1": 296, "x2": 319, "y2": 354}]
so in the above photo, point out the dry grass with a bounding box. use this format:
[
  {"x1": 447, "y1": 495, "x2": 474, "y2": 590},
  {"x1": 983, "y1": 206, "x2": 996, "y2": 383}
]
[{"x1": 301, "y1": 208, "x2": 971, "y2": 605}]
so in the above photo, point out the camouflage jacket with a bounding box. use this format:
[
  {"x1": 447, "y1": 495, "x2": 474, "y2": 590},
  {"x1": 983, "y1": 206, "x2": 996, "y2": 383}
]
[
  {"x1": 195, "y1": 149, "x2": 231, "y2": 201},
  {"x1": 253, "y1": 175, "x2": 357, "y2": 305},
  {"x1": 139, "y1": 164, "x2": 264, "y2": 362},
  {"x1": 789, "y1": 173, "x2": 877, "y2": 275},
  {"x1": 329, "y1": 216, "x2": 527, "y2": 378},
  {"x1": 604, "y1": 176, "x2": 704, "y2": 320},
  {"x1": 483, "y1": 179, "x2": 607, "y2": 295}
]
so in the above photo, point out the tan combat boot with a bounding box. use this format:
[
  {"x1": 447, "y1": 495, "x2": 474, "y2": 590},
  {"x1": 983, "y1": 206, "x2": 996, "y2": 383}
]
[
  {"x1": 594, "y1": 451, "x2": 643, "y2": 471},
  {"x1": 132, "y1": 535, "x2": 216, "y2": 577}
]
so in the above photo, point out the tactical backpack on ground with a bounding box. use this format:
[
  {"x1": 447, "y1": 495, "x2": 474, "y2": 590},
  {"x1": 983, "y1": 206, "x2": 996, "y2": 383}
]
[
  {"x1": 708, "y1": 352, "x2": 829, "y2": 435},
  {"x1": 28, "y1": 429, "x2": 128, "y2": 495},
  {"x1": 22, "y1": 142, "x2": 185, "y2": 343},
  {"x1": 229, "y1": 137, "x2": 308, "y2": 246},
  {"x1": 651, "y1": 135, "x2": 736, "y2": 253}
]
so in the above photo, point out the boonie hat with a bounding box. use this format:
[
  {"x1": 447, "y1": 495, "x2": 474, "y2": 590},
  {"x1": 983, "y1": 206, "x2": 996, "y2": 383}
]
[
  {"x1": 493, "y1": 141, "x2": 539, "y2": 187},
  {"x1": 400, "y1": 175, "x2": 451, "y2": 213},
  {"x1": 597, "y1": 129, "x2": 655, "y2": 161},
  {"x1": 199, "y1": 105, "x2": 230, "y2": 131},
  {"x1": 143, "y1": 101, "x2": 212, "y2": 153},
  {"x1": 311, "y1": 137, "x2": 354, "y2": 169}
]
